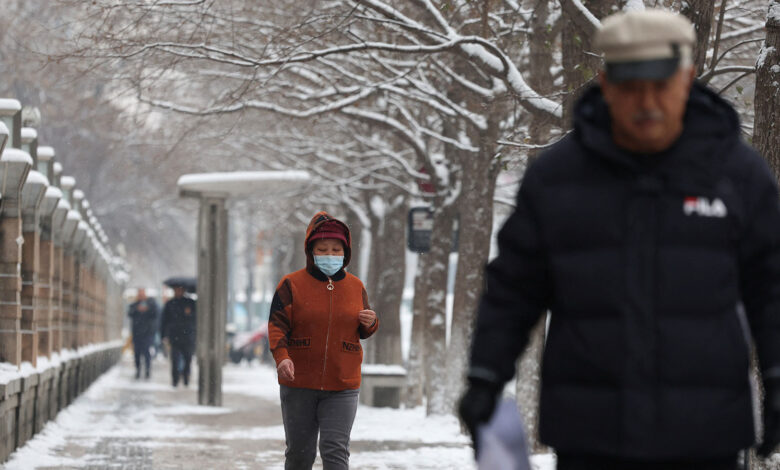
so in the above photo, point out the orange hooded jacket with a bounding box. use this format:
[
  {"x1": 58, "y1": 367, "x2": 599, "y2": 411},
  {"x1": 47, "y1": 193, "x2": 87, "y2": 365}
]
[{"x1": 268, "y1": 211, "x2": 379, "y2": 391}]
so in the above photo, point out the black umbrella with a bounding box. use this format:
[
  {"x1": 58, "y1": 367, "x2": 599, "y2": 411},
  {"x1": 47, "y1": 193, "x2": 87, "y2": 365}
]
[{"x1": 163, "y1": 276, "x2": 197, "y2": 293}]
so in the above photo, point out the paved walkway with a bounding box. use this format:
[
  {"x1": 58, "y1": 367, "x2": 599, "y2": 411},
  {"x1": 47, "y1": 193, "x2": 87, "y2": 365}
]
[{"x1": 5, "y1": 354, "x2": 478, "y2": 469}]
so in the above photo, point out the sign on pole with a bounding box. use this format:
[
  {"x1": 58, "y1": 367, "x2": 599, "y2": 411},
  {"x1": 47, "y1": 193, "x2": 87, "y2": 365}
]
[{"x1": 407, "y1": 207, "x2": 434, "y2": 253}]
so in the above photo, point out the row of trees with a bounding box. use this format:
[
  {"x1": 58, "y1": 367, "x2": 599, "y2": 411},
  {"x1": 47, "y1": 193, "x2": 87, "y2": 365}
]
[{"x1": 3, "y1": 1, "x2": 777, "y2": 441}]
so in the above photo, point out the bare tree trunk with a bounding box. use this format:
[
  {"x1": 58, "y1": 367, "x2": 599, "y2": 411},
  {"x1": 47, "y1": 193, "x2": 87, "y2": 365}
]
[
  {"x1": 749, "y1": 4, "x2": 780, "y2": 469},
  {"x1": 680, "y1": 0, "x2": 716, "y2": 76},
  {"x1": 446, "y1": 115, "x2": 500, "y2": 413},
  {"x1": 424, "y1": 206, "x2": 456, "y2": 415},
  {"x1": 515, "y1": 0, "x2": 556, "y2": 454},
  {"x1": 561, "y1": 0, "x2": 615, "y2": 127},
  {"x1": 753, "y1": 1, "x2": 780, "y2": 180},
  {"x1": 404, "y1": 253, "x2": 428, "y2": 407},
  {"x1": 516, "y1": 319, "x2": 547, "y2": 451}
]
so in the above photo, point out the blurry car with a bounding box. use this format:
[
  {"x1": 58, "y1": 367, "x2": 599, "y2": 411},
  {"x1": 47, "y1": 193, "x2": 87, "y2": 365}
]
[{"x1": 228, "y1": 323, "x2": 271, "y2": 364}]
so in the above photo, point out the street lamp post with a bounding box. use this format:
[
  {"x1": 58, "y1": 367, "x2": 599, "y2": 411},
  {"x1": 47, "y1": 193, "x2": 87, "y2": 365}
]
[
  {"x1": 37, "y1": 146, "x2": 61, "y2": 359},
  {"x1": 59, "y1": 176, "x2": 80, "y2": 350},
  {"x1": 177, "y1": 171, "x2": 310, "y2": 406},
  {"x1": 71, "y1": 189, "x2": 88, "y2": 349},
  {"x1": 49, "y1": 160, "x2": 68, "y2": 354},
  {"x1": 20, "y1": 127, "x2": 49, "y2": 366},
  {"x1": 0, "y1": 121, "x2": 8, "y2": 156},
  {"x1": 0, "y1": 98, "x2": 31, "y2": 365}
]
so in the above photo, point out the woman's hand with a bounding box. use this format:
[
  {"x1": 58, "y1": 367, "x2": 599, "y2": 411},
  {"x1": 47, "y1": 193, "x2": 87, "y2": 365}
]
[
  {"x1": 277, "y1": 358, "x2": 295, "y2": 381},
  {"x1": 358, "y1": 309, "x2": 377, "y2": 328}
]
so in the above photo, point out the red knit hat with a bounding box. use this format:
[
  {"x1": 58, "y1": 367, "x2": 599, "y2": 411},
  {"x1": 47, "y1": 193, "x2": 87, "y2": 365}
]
[{"x1": 309, "y1": 220, "x2": 348, "y2": 246}]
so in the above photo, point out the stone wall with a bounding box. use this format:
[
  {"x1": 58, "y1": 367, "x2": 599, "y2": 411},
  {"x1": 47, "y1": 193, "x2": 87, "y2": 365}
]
[{"x1": 0, "y1": 343, "x2": 121, "y2": 463}]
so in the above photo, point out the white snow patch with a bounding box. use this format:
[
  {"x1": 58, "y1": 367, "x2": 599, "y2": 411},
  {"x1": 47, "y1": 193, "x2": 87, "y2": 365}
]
[
  {"x1": 369, "y1": 194, "x2": 386, "y2": 219},
  {"x1": 571, "y1": 0, "x2": 601, "y2": 30},
  {"x1": 25, "y1": 169, "x2": 49, "y2": 186},
  {"x1": 37, "y1": 146, "x2": 55, "y2": 160},
  {"x1": 1, "y1": 147, "x2": 33, "y2": 165},
  {"x1": 758, "y1": 46, "x2": 776, "y2": 69},
  {"x1": 220, "y1": 362, "x2": 281, "y2": 401},
  {"x1": 770, "y1": 3, "x2": 780, "y2": 22},
  {"x1": 21, "y1": 127, "x2": 37, "y2": 140},
  {"x1": 45, "y1": 185, "x2": 63, "y2": 200},
  {"x1": 152, "y1": 404, "x2": 232, "y2": 416},
  {"x1": 352, "y1": 406, "x2": 467, "y2": 444},
  {"x1": 348, "y1": 447, "x2": 476, "y2": 469},
  {"x1": 362, "y1": 364, "x2": 407, "y2": 375},
  {"x1": 0, "y1": 98, "x2": 21, "y2": 111},
  {"x1": 66, "y1": 209, "x2": 81, "y2": 222},
  {"x1": 623, "y1": 0, "x2": 645, "y2": 11},
  {"x1": 177, "y1": 170, "x2": 310, "y2": 197}
]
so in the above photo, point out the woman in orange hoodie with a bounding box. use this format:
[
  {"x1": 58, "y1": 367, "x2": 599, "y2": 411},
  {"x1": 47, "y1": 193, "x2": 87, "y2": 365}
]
[{"x1": 269, "y1": 211, "x2": 379, "y2": 470}]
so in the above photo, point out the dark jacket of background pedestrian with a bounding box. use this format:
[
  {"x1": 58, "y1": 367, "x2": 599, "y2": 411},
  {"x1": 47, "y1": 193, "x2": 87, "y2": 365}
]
[
  {"x1": 128, "y1": 291, "x2": 159, "y2": 347},
  {"x1": 160, "y1": 295, "x2": 197, "y2": 348}
]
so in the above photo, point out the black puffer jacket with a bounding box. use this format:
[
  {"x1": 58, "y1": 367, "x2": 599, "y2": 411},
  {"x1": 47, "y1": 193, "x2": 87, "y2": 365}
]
[
  {"x1": 469, "y1": 83, "x2": 780, "y2": 459},
  {"x1": 160, "y1": 296, "x2": 197, "y2": 348}
]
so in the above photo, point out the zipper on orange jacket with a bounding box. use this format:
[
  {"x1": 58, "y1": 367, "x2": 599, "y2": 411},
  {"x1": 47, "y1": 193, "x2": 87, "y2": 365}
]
[{"x1": 321, "y1": 278, "x2": 335, "y2": 390}]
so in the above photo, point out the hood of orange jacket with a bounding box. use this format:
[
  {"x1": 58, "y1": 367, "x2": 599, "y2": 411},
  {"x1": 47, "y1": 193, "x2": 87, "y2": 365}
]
[{"x1": 304, "y1": 211, "x2": 352, "y2": 273}]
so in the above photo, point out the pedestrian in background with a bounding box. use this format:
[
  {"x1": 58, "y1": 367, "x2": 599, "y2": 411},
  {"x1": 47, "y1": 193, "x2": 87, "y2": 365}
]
[
  {"x1": 127, "y1": 287, "x2": 159, "y2": 380},
  {"x1": 459, "y1": 9, "x2": 780, "y2": 470},
  {"x1": 160, "y1": 284, "x2": 196, "y2": 387},
  {"x1": 269, "y1": 211, "x2": 379, "y2": 470}
]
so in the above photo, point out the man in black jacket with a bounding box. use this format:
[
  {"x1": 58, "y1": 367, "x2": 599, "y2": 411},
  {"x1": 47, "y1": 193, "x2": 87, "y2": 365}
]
[
  {"x1": 128, "y1": 288, "x2": 159, "y2": 379},
  {"x1": 160, "y1": 285, "x2": 197, "y2": 387},
  {"x1": 459, "y1": 9, "x2": 780, "y2": 469}
]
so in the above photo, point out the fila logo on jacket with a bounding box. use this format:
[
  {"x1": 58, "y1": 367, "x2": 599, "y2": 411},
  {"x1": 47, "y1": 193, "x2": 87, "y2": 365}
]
[{"x1": 683, "y1": 197, "x2": 728, "y2": 218}]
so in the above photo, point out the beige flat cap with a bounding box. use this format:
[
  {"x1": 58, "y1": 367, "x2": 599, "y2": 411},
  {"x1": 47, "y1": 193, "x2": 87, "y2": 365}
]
[{"x1": 594, "y1": 9, "x2": 696, "y2": 82}]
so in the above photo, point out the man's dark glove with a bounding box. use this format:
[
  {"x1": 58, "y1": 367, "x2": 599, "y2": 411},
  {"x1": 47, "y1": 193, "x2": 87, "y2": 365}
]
[
  {"x1": 458, "y1": 378, "x2": 502, "y2": 457},
  {"x1": 758, "y1": 377, "x2": 780, "y2": 457}
]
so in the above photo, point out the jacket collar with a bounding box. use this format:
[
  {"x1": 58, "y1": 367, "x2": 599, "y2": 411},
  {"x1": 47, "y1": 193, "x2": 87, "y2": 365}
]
[
  {"x1": 306, "y1": 266, "x2": 347, "y2": 282},
  {"x1": 573, "y1": 82, "x2": 740, "y2": 178}
]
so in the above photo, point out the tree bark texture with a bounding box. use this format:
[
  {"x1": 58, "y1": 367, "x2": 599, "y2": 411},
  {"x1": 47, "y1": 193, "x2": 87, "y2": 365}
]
[
  {"x1": 514, "y1": 0, "x2": 556, "y2": 454},
  {"x1": 750, "y1": 4, "x2": 780, "y2": 469},
  {"x1": 680, "y1": 0, "x2": 716, "y2": 76},
  {"x1": 404, "y1": 253, "x2": 429, "y2": 408},
  {"x1": 516, "y1": 318, "x2": 547, "y2": 453},
  {"x1": 445, "y1": 115, "x2": 501, "y2": 414},
  {"x1": 528, "y1": 0, "x2": 557, "y2": 143},
  {"x1": 424, "y1": 206, "x2": 457, "y2": 415},
  {"x1": 561, "y1": 0, "x2": 616, "y2": 128},
  {"x1": 753, "y1": 2, "x2": 780, "y2": 181}
]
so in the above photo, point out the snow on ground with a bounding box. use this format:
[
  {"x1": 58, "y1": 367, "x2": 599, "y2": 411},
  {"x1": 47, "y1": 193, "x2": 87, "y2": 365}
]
[{"x1": 5, "y1": 356, "x2": 554, "y2": 469}]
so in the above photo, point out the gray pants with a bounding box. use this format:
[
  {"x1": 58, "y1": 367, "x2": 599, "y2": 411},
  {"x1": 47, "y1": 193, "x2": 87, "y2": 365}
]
[{"x1": 280, "y1": 385, "x2": 359, "y2": 470}]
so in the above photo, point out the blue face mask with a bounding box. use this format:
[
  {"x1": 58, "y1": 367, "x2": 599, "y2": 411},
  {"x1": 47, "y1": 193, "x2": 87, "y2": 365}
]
[{"x1": 314, "y1": 255, "x2": 344, "y2": 277}]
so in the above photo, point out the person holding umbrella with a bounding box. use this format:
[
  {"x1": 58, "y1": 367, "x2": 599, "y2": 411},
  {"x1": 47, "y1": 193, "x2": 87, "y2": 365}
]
[
  {"x1": 160, "y1": 277, "x2": 197, "y2": 387},
  {"x1": 269, "y1": 211, "x2": 379, "y2": 470}
]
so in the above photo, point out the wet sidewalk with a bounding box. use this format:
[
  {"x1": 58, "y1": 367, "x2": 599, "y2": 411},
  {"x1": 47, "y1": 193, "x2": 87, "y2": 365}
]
[{"x1": 4, "y1": 354, "x2": 477, "y2": 469}]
